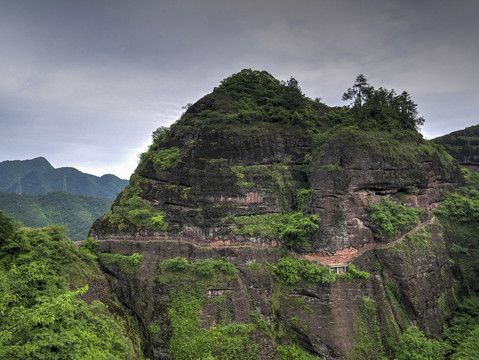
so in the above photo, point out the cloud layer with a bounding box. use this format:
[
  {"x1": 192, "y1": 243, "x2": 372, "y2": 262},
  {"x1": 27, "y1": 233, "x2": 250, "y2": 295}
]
[{"x1": 1, "y1": 0, "x2": 478, "y2": 178}]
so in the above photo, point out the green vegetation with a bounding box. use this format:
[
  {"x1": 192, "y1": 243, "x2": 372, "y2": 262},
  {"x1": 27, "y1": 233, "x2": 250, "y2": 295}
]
[
  {"x1": 169, "y1": 70, "x2": 429, "y2": 140},
  {"x1": 271, "y1": 257, "x2": 336, "y2": 285},
  {"x1": 434, "y1": 170, "x2": 479, "y2": 224},
  {"x1": 277, "y1": 344, "x2": 318, "y2": 360},
  {"x1": 443, "y1": 296, "x2": 479, "y2": 360},
  {"x1": 342, "y1": 74, "x2": 425, "y2": 131},
  {"x1": 341, "y1": 264, "x2": 371, "y2": 280},
  {"x1": 0, "y1": 191, "x2": 111, "y2": 241},
  {"x1": 229, "y1": 157, "x2": 296, "y2": 211},
  {"x1": 366, "y1": 198, "x2": 424, "y2": 238},
  {"x1": 161, "y1": 257, "x2": 237, "y2": 277},
  {"x1": 395, "y1": 326, "x2": 448, "y2": 360},
  {"x1": 389, "y1": 227, "x2": 433, "y2": 257},
  {"x1": 103, "y1": 175, "x2": 167, "y2": 232},
  {"x1": 157, "y1": 257, "x2": 262, "y2": 360},
  {"x1": 311, "y1": 126, "x2": 454, "y2": 169},
  {"x1": 247, "y1": 261, "x2": 262, "y2": 271},
  {"x1": 433, "y1": 124, "x2": 479, "y2": 165},
  {"x1": 98, "y1": 252, "x2": 144, "y2": 275},
  {"x1": 138, "y1": 145, "x2": 181, "y2": 176},
  {"x1": 295, "y1": 188, "x2": 310, "y2": 210},
  {"x1": 153, "y1": 147, "x2": 181, "y2": 172},
  {"x1": 224, "y1": 211, "x2": 320, "y2": 248},
  {"x1": 384, "y1": 280, "x2": 409, "y2": 327},
  {"x1": 168, "y1": 288, "x2": 258, "y2": 360},
  {"x1": 350, "y1": 298, "x2": 386, "y2": 360},
  {"x1": 0, "y1": 211, "x2": 138, "y2": 359},
  {"x1": 175, "y1": 69, "x2": 330, "y2": 134},
  {"x1": 434, "y1": 168, "x2": 479, "y2": 291},
  {"x1": 0, "y1": 157, "x2": 127, "y2": 200}
]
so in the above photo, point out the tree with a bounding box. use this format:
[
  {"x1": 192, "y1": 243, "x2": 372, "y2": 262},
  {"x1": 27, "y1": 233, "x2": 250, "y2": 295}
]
[
  {"x1": 342, "y1": 74, "x2": 425, "y2": 131},
  {"x1": 394, "y1": 326, "x2": 448, "y2": 360},
  {"x1": 151, "y1": 126, "x2": 170, "y2": 145},
  {"x1": 342, "y1": 74, "x2": 372, "y2": 109}
]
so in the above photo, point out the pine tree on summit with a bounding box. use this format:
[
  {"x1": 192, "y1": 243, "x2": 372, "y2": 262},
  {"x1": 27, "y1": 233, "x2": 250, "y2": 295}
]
[{"x1": 342, "y1": 74, "x2": 425, "y2": 131}]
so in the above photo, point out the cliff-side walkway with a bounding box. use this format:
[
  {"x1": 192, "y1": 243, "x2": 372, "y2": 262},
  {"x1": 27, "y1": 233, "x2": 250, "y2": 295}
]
[{"x1": 301, "y1": 216, "x2": 436, "y2": 266}]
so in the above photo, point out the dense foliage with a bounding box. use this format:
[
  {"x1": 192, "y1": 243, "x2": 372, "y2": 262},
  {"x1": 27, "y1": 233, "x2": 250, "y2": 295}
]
[
  {"x1": 271, "y1": 257, "x2": 335, "y2": 285},
  {"x1": 342, "y1": 74, "x2": 425, "y2": 131},
  {"x1": 434, "y1": 168, "x2": 479, "y2": 291},
  {"x1": 0, "y1": 211, "x2": 137, "y2": 359},
  {"x1": 176, "y1": 69, "x2": 329, "y2": 133},
  {"x1": 394, "y1": 326, "x2": 448, "y2": 360},
  {"x1": 224, "y1": 212, "x2": 320, "y2": 248},
  {"x1": 0, "y1": 191, "x2": 111, "y2": 241},
  {"x1": 161, "y1": 70, "x2": 428, "y2": 139},
  {"x1": 161, "y1": 257, "x2": 237, "y2": 277},
  {"x1": 97, "y1": 252, "x2": 144, "y2": 275},
  {"x1": 366, "y1": 198, "x2": 424, "y2": 238},
  {"x1": 433, "y1": 124, "x2": 479, "y2": 164},
  {"x1": 158, "y1": 257, "x2": 262, "y2": 360},
  {"x1": 102, "y1": 175, "x2": 167, "y2": 233},
  {"x1": 312, "y1": 125, "x2": 454, "y2": 169}
]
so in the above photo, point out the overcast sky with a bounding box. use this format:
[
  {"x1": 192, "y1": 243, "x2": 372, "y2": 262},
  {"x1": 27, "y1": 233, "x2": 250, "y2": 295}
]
[{"x1": 1, "y1": 0, "x2": 478, "y2": 179}]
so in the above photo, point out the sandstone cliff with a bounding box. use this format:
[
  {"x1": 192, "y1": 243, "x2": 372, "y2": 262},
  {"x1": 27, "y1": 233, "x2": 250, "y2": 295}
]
[{"x1": 90, "y1": 70, "x2": 463, "y2": 359}]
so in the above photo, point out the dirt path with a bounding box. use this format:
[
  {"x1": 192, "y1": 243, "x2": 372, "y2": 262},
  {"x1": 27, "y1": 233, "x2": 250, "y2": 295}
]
[
  {"x1": 84, "y1": 217, "x2": 436, "y2": 267},
  {"x1": 301, "y1": 216, "x2": 436, "y2": 266}
]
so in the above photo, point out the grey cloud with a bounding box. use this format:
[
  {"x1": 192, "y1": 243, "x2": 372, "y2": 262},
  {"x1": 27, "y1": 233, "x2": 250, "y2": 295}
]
[{"x1": 1, "y1": 0, "x2": 478, "y2": 177}]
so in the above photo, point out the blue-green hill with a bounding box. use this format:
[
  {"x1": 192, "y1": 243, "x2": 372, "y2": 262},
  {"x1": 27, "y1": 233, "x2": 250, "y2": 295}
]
[
  {"x1": 0, "y1": 157, "x2": 128, "y2": 200},
  {"x1": 0, "y1": 191, "x2": 111, "y2": 241}
]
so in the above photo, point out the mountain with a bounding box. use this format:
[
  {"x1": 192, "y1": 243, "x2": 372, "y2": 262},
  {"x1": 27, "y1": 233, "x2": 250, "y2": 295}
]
[
  {"x1": 433, "y1": 124, "x2": 479, "y2": 171},
  {"x1": 86, "y1": 70, "x2": 479, "y2": 359},
  {"x1": 0, "y1": 191, "x2": 111, "y2": 241},
  {"x1": 0, "y1": 157, "x2": 128, "y2": 200},
  {"x1": 0, "y1": 156, "x2": 54, "y2": 190}
]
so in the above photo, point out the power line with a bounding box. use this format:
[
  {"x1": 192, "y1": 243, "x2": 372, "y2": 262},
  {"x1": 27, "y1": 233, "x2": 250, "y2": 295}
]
[
  {"x1": 62, "y1": 175, "x2": 67, "y2": 192},
  {"x1": 16, "y1": 176, "x2": 22, "y2": 195}
]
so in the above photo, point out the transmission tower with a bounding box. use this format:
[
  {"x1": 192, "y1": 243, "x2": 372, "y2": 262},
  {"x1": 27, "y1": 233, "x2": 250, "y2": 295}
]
[
  {"x1": 62, "y1": 175, "x2": 67, "y2": 192},
  {"x1": 16, "y1": 176, "x2": 22, "y2": 195}
]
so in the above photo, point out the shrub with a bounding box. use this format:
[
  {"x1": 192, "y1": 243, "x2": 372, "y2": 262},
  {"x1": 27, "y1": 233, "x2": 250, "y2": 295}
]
[
  {"x1": 228, "y1": 211, "x2": 320, "y2": 248},
  {"x1": 277, "y1": 344, "x2": 317, "y2": 360},
  {"x1": 272, "y1": 257, "x2": 335, "y2": 285},
  {"x1": 162, "y1": 257, "x2": 190, "y2": 272},
  {"x1": 341, "y1": 264, "x2": 371, "y2": 280},
  {"x1": 366, "y1": 199, "x2": 424, "y2": 237},
  {"x1": 161, "y1": 257, "x2": 237, "y2": 277},
  {"x1": 80, "y1": 237, "x2": 98, "y2": 254},
  {"x1": 98, "y1": 253, "x2": 143, "y2": 274},
  {"x1": 153, "y1": 147, "x2": 181, "y2": 172}
]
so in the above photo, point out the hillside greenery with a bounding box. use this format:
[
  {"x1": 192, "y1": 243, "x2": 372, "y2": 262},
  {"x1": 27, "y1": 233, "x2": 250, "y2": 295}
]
[
  {"x1": 434, "y1": 168, "x2": 479, "y2": 291},
  {"x1": 433, "y1": 124, "x2": 479, "y2": 165},
  {"x1": 366, "y1": 198, "x2": 424, "y2": 238},
  {"x1": 163, "y1": 69, "x2": 427, "y2": 138},
  {"x1": 0, "y1": 157, "x2": 127, "y2": 200},
  {"x1": 101, "y1": 175, "x2": 167, "y2": 233},
  {"x1": 223, "y1": 211, "x2": 320, "y2": 248},
  {"x1": 0, "y1": 157, "x2": 54, "y2": 191},
  {"x1": 0, "y1": 191, "x2": 111, "y2": 241},
  {"x1": 0, "y1": 212, "x2": 139, "y2": 359}
]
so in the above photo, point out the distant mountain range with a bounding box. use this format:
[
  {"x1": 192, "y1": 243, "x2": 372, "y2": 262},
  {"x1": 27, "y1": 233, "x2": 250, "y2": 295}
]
[
  {"x1": 0, "y1": 191, "x2": 111, "y2": 241},
  {"x1": 0, "y1": 157, "x2": 128, "y2": 241},
  {"x1": 0, "y1": 157, "x2": 128, "y2": 200}
]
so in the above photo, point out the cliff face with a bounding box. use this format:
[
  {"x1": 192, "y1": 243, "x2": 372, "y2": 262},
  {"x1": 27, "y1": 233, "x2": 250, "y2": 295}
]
[
  {"x1": 433, "y1": 124, "x2": 479, "y2": 171},
  {"x1": 90, "y1": 70, "x2": 463, "y2": 359}
]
